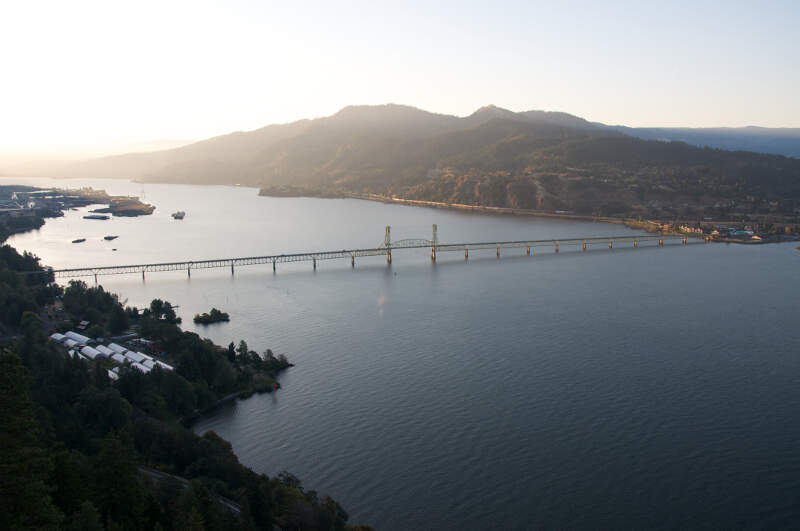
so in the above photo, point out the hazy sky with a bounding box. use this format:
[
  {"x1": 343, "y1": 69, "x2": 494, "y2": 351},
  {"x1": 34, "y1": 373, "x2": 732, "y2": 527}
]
[{"x1": 1, "y1": 0, "x2": 798, "y2": 155}]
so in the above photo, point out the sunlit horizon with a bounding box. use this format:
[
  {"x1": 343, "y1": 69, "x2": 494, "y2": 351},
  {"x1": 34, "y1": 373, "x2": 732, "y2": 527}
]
[{"x1": 2, "y1": 0, "x2": 798, "y2": 158}]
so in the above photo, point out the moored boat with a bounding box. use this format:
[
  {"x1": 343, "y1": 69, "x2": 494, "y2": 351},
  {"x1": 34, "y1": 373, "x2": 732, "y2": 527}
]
[{"x1": 72, "y1": 238, "x2": 86, "y2": 243}]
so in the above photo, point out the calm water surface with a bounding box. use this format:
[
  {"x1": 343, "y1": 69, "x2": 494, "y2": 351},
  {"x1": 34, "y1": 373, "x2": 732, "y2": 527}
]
[{"x1": 5, "y1": 177, "x2": 800, "y2": 529}]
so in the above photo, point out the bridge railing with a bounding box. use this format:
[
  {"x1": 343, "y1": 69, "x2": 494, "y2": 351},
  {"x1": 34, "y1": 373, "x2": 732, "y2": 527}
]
[{"x1": 34, "y1": 233, "x2": 695, "y2": 279}]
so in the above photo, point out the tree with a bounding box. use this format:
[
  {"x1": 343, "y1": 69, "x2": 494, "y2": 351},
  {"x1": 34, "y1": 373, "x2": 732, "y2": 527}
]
[
  {"x1": 51, "y1": 450, "x2": 93, "y2": 517},
  {"x1": 92, "y1": 433, "x2": 143, "y2": 526},
  {"x1": 86, "y1": 323, "x2": 105, "y2": 339},
  {"x1": 56, "y1": 319, "x2": 74, "y2": 333},
  {"x1": 147, "y1": 299, "x2": 180, "y2": 324},
  {"x1": 62, "y1": 280, "x2": 89, "y2": 316},
  {"x1": 174, "y1": 506, "x2": 205, "y2": 531},
  {"x1": 65, "y1": 500, "x2": 103, "y2": 531},
  {"x1": 0, "y1": 349, "x2": 63, "y2": 529},
  {"x1": 108, "y1": 304, "x2": 129, "y2": 334},
  {"x1": 237, "y1": 340, "x2": 249, "y2": 364},
  {"x1": 20, "y1": 309, "x2": 43, "y2": 336}
]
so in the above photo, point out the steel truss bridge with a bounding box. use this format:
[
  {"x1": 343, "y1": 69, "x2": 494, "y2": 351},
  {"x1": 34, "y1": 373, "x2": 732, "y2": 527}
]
[{"x1": 40, "y1": 225, "x2": 699, "y2": 280}]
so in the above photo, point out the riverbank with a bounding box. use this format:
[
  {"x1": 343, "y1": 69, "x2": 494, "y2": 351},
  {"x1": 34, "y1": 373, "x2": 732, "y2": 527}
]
[
  {"x1": 0, "y1": 240, "x2": 364, "y2": 529},
  {"x1": 57, "y1": 187, "x2": 156, "y2": 216},
  {"x1": 344, "y1": 193, "x2": 799, "y2": 244},
  {"x1": 260, "y1": 185, "x2": 800, "y2": 240},
  {"x1": 326, "y1": 192, "x2": 631, "y2": 224},
  {"x1": 2, "y1": 184, "x2": 155, "y2": 218},
  {"x1": 179, "y1": 390, "x2": 251, "y2": 425},
  {"x1": 1, "y1": 183, "x2": 159, "y2": 247}
]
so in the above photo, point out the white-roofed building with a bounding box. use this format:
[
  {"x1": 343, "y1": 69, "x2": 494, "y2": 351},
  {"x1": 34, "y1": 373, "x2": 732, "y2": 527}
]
[
  {"x1": 111, "y1": 353, "x2": 127, "y2": 364},
  {"x1": 108, "y1": 343, "x2": 127, "y2": 354},
  {"x1": 107, "y1": 370, "x2": 119, "y2": 381},
  {"x1": 154, "y1": 360, "x2": 174, "y2": 371},
  {"x1": 124, "y1": 351, "x2": 147, "y2": 363},
  {"x1": 142, "y1": 359, "x2": 156, "y2": 369},
  {"x1": 49, "y1": 332, "x2": 66, "y2": 342},
  {"x1": 95, "y1": 345, "x2": 114, "y2": 358},
  {"x1": 131, "y1": 362, "x2": 151, "y2": 374},
  {"x1": 64, "y1": 331, "x2": 91, "y2": 344},
  {"x1": 64, "y1": 339, "x2": 79, "y2": 348},
  {"x1": 80, "y1": 346, "x2": 101, "y2": 360}
]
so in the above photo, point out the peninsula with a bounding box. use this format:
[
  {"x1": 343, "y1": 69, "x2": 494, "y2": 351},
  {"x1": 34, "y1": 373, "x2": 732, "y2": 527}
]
[{"x1": 0, "y1": 234, "x2": 368, "y2": 530}]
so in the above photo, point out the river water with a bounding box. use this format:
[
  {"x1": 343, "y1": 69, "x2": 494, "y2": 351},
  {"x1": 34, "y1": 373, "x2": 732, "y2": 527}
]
[{"x1": 5, "y1": 177, "x2": 800, "y2": 529}]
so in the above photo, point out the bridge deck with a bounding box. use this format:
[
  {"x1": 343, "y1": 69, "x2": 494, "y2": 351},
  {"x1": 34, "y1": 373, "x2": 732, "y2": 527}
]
[{"x1": 40, "y1": 234, "x2": 693, "y2": 278}]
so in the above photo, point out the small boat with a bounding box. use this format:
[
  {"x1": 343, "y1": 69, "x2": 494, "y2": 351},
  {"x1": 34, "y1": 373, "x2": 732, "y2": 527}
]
[
  {"x1": 83, "y1": 214, "x2": 109, "y2": 220},
  {"x1": 72, "y1": 238, "x2": 86, "y2": 243},
  {"x1": 104, "y1": 235, "x2": 119, "y2": 240},
  {"x1": 171, "y1": 211, "x2": 186, "y2": 220},
  {"x1": 112, "y1": 248, "x2": 117, "y2": 251}
]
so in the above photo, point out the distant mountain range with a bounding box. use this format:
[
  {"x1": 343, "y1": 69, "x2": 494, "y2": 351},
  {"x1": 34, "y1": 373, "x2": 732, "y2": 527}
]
[
  {"x1": 610, "y1": 125, "x2": 800, "y2": 158},
  {"x1": 13, "y1": 104, "x2": 800, "y2": 220}
]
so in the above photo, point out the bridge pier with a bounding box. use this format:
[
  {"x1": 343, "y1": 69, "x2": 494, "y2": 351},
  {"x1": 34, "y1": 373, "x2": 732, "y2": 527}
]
[
  {"x1": 431, "y1": 224, "x2": 438, "y2": 262},
  {"x1": 51, "y1": 230, "x2": 700, "y2": 280}
]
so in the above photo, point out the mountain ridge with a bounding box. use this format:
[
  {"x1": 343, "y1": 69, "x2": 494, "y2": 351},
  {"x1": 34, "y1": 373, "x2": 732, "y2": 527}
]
[
  {"x1": 15, "y1": 103, "x2": 800, "y2": 183},
  {"x1": 10, "y1": 104, "x2": 800, "y2": 221}
]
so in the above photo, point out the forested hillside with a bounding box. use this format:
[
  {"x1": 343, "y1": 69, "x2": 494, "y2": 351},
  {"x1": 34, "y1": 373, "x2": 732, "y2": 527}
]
[
  {"x1": 0, "y1": 243, "x2": 368, "y2": 530},
  {"x1": 34, "y1": 104, "x2": 800, "y2": 220}
]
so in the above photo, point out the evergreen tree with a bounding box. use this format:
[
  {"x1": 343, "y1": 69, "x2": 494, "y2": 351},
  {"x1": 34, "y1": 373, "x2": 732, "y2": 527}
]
[
  {"x1": 0, "y1": 349, "x2": 63, "y2": 529},
  {"x1": 108, "y1": 304, "x2": 129, "y2": 333},
  {"x1": 65, "y1": 500, "x2": 103, "y2": 531},
  {"x1": 93, "y1": 432, "x2": 143, "y2": 528}
]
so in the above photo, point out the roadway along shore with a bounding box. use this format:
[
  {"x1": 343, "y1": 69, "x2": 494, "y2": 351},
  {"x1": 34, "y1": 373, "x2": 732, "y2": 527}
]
[{"x1": 347, "y1": 193, "x2": 630, "y2": 224}]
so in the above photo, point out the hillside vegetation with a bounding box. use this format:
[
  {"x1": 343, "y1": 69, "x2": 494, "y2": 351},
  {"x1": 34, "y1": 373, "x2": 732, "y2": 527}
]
[
  {"x1": 44, "y1": 104, "x2": 800, "y2": 220},
  {"x1": 0, "y1": 243, "x2": 367, "y2": 530}
]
